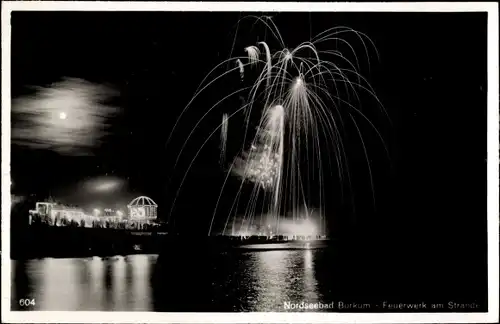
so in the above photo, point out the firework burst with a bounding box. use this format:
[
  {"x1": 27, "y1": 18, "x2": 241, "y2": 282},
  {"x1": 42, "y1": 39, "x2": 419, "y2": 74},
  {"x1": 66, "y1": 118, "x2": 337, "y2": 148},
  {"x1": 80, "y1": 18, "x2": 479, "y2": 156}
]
[{"x1": 167, "y1": 16, "x2": 388, "y2": 236}]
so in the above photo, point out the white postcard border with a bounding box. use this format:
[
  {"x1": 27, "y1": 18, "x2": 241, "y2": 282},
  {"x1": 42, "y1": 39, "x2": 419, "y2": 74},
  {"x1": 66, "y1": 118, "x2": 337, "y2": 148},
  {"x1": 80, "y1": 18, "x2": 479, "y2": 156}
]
[{"x1": 1, "y1": 2, "x2": 498, "y2": 323}]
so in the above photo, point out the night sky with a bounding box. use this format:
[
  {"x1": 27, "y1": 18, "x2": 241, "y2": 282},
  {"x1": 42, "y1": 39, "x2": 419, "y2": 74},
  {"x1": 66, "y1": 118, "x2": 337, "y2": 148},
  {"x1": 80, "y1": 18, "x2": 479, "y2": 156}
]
[{"x1": 10, "y1": 11, "x2": 487, "y2": 241}]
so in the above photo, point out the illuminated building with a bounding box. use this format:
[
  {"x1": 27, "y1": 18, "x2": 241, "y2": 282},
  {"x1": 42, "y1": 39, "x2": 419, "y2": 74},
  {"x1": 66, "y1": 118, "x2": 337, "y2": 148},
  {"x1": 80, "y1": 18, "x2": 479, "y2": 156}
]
[
  {"x1": 125, "y1": 196, "x2": 159, "y2": 230},
  {"x1": 28, "y1": 197, "x2": 160, "y2": 230},
  {"x1": 28, "y1": 202, "x2": 125, "y2": 227},
  {"x1": 127, "y1": 196, "x2": 157, "y2": 220},
  {"x1": 29, "y1": 202, "x2": 94, "y2": 227}
]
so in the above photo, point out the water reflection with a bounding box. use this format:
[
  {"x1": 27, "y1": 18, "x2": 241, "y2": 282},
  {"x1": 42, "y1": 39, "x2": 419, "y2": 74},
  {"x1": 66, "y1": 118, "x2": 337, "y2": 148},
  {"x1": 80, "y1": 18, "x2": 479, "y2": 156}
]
[
  {"x1": 12, "y1": 250, "x2": 322, "y2": 311},
  {"x1": 129, "y1": 255, "x2": 153, "y2": 310},
  {"x1": 89, "y1": 257, "x2": 105, "y2": 310},
  {"x1": 112, "y1": 256, "x2": 126, "y2": 310},
  {"x1": 244, "y1": 249, "x2": 320, "y2": 311},
  {"x1": 38, "y1": 258, "x2": 79, "y2": 310}
]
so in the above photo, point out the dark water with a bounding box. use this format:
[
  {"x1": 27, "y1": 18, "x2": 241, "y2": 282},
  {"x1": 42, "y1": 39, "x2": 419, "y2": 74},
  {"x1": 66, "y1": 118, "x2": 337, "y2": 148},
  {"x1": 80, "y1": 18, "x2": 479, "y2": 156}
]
[{"x1": 12, "y1": 241, "x2": 488, "y2": 312}]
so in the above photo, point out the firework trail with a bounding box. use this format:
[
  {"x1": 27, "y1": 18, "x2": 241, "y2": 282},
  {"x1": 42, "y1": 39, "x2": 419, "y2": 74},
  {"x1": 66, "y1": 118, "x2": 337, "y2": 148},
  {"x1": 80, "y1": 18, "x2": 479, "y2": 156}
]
[{"x1": 166, "y1": 16, "x2": 388, "y2": 236}]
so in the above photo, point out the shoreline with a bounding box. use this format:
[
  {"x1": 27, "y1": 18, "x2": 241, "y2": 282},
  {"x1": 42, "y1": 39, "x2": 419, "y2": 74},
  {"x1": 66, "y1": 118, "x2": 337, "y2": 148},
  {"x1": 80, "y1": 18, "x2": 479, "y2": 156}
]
[{"x1": 10, "y1": 226, "x2": 332, "y2": 260}]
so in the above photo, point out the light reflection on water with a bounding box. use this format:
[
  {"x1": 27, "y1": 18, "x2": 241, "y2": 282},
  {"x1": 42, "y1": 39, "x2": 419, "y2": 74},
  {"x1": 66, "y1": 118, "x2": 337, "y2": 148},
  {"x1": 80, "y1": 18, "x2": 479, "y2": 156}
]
[
  {"x1": 247, "y1": 250, "x2": 320, "y2": 311},
  {"x1": 12, "y1": 255, "x2": 157, "y2": 311},
  {"x1": 12, "y1": 249, "x2": 323, "y2": 311}
]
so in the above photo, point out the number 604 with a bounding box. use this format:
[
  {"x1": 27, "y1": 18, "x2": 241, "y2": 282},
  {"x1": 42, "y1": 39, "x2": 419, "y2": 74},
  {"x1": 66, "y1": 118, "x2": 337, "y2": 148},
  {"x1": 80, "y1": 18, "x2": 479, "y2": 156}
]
[{"x1": 19, "y1": 299, "x2": 35, "y2": 307}]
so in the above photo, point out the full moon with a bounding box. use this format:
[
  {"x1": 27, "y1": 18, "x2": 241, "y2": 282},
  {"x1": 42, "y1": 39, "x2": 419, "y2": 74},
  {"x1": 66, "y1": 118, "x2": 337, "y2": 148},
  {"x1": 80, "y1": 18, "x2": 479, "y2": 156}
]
[{"x1": 59, "y1": 112, "x2": 67, "y2": 120}]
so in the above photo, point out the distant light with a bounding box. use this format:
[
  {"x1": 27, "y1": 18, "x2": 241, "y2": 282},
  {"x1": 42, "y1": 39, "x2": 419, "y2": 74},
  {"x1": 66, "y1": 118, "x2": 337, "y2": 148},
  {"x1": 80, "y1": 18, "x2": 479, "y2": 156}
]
[
  {"x1": 59, "y1": 112, "x2": 67, "y2": 120},
  {"x1": 93, "y1": 209, "x2": 100, "y2": 216},
  {"x1": 117, "y1": 210, "x2": 123, "y2": 217},
  {"x1": 95, "y1": 181, "x2": 119, "y2": 192},
  {"x1": 85, "y1": 176, "x2": 125, "y2": 193}
]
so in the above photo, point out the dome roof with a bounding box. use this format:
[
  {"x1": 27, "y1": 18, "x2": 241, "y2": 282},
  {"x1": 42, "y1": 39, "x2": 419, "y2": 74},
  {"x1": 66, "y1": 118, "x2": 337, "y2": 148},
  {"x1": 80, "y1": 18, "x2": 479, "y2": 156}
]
[{"x1": 128, "y1": 196, "x2": 157, "y2": 207}]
